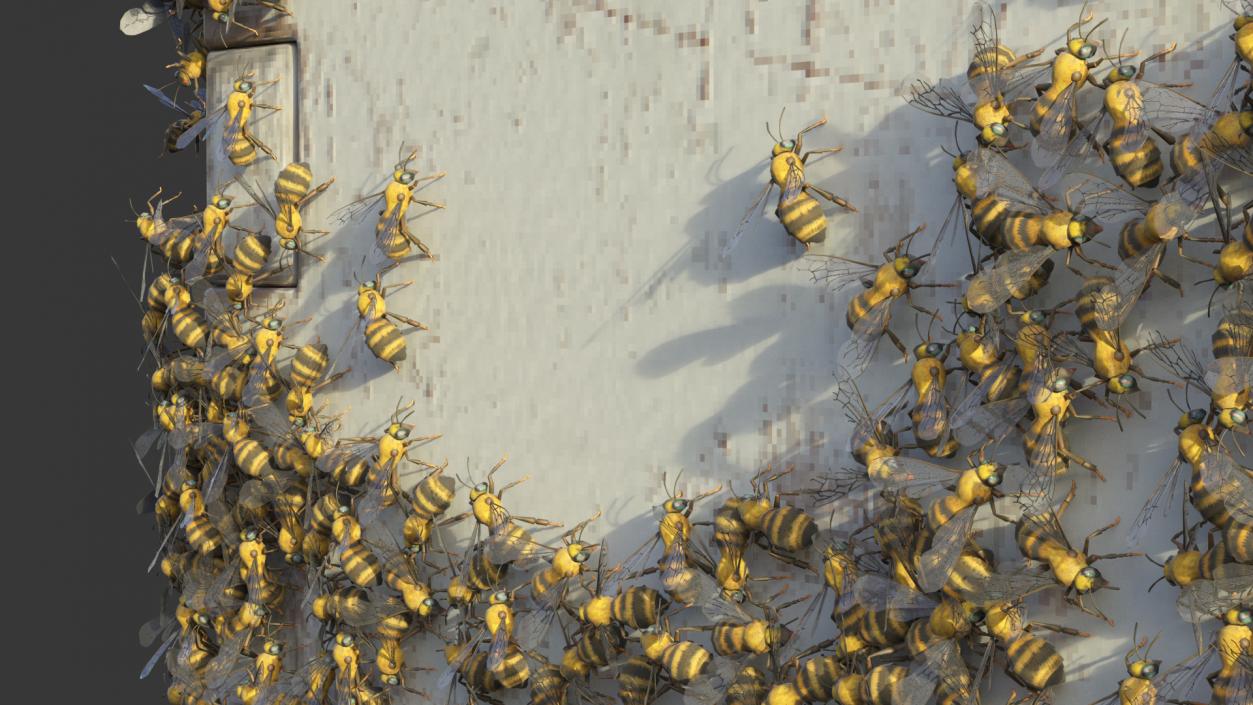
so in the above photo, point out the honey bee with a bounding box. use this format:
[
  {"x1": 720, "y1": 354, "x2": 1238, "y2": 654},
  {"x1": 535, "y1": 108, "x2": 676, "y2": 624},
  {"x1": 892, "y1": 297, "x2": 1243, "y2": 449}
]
[
  {"x1": 146, "y1": 84, "x2": 206, "y2": 155},
  {"x1": 994, "y1": 481, "x2": 1141, "y2": 625},
  {"x1": 514, "y1": 512, "x2": 601, "y2": 650},
  {"x1": 1148, "y1": 315, "x2": 1252, "y2": 433},
  {"x1": 725, "y1": 111, "x2": 856, "y2": 255},
  {"x1": 335, "y1": 147, "x2": 445, "y2": 264},
  {"x1": 1027, "y1": 6, "x2": 1114, "y2": 172},
  {"x1": 341, "y1": 265, "x2": 430, "y2": 371},
  {"x1": 808, "y1": 225, "x2": 952, "y2": 373},
  {"x1": 903, "y1": 327, "x2": 959, "y2": 459},
  {"x1": 237, "y1": 162, "x2": 335, "y2": 267},
  {"x1": 176, "y1": 71, "x2": 281, "y2": 167},
  {"x1": 462, "y1": 454, "x2": 563, "y2": 567},
  {"x1": 903, "y1": 2, "x2": 1048, "y2": 149}
]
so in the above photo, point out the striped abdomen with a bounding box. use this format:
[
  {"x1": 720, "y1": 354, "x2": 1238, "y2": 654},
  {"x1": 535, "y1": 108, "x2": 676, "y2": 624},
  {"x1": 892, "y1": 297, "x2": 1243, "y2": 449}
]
[
  {"x1": 411, "y1": 474, "x2": 456, "y2": 521},
  {"x1": 211, "y1": 366, "x2": 245, "y2": 401},
  {"x1": 794, "y1": 655, "x2": 841, "y2": 703},
  {"x1": 365, "y1": 318, "x2": 407, "y2": 365},
  {"x1": 863, "y1": 664, "x2": 908, "y2": 705},
  {"x1": 228, "y1": 134, "x2": 258, "y2": 167},
  {"x1": 341, "y1": 541, "x2": 383, "y2": 587},
  {"x1": 466, "y1": 549, "x2": 508, "y2": 591},
  {"x1": 574, "y1": 626, "x2": 625, "y2": 669},
  {"x1": 1000, "y1": 211, "x2": 1047, "y2": 250},
  {"x1": 972, "y1": 195, "x2": 1011, "y2": 248},
  {"x1": 1106, "y1": 128, "x2": 1162, "y2": 188},
  {"x1": 332, "y1": 455, "x2": 371, "y2": 488},
  {"x1": 171, "y1": 308, "x2": 208, "y2": 350},
  {"x1": 185, "y1": 515, "x2": 222, "y2": 555},
  {"x1": 776, "y1": 191, "x2": 827, "y2": 245},
  {"x1": 611, "y1": 588, "x2": 666, "y2": 629},
  {"x1": 233, "y1": 437, "x2": 272, "y2": 478},
  {"x1": 760, "y1": 506, "x2": 817, "y2": 553},
  {"x1": 1224, "y1": 520, "x2": 1252, "y2": 563},
  {"x1": 1117, "y1": 219, "x2": 1160, "y2": 261},
  {"x1": 275, "y1": 162, "x2": 313, "y2": 207},
  {"x1": 659, "y1": 641, "x2": 711, "y2": 683},
  {"x1": 727, "y1": 665, "x2": 769, "y2": 705},
  {"x1": 289, "y1": 343, "x2": 329, "y2": 388},
  {"x1": 857, "y1": 607, "x2": 911, "y2": 647},
  {"x1": 617, "y1": 656, "x2": 659, "y2": 705},
  {"x1": 1005, "y1": 635, "x2": 1064, "y2": 691},
  {"x1": 232, "y1": 235, "x2": 272, "y2": 276}
]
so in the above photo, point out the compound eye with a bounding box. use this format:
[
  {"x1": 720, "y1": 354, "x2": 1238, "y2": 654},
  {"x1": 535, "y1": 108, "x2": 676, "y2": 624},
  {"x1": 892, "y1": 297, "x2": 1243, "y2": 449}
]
[
  {"x1": 239, "y1": 81, "x2": 253, "y2": 92},
  {"x1": 574, "y1": 550, "x2": 590, "y2": 563},
  {"x1": 1190, "y1": 409, "x2": 1208, "y2": 422},
  {"x1": 474, "y1": 482, "x2": 489, "y2": 493},
  {"x1": 1239, "y1": 610, "x2": 1251, "y2": 625},
  {"x1": 1119, "y1": 66, "x2": 1135, "y2": 77},
  {"x1": 1142, "y1": 664, "x2": 1157, "y2": 677},
  {"x1": 1079, "y1": 44, "x2": 1096, "y2": 58},
  {"x1": 985, "y1": 472, "x2": 1001, "y2": 487},
  {"x1": 395, "y1": 428, "x2": 409, "y2": 440},
  {"x1": 926, "y1": 343, "x2": 942, "y2": 356},
  {"x1": 423, "y1": 598, "x2": 436, "y2": 608},
  {"x1": 1233, "y1": 409, "x2": 1248, "y2": 425},
  {"x1": 267, "y1": 319, "x2": 281, "y2": 330},
  {"x1": 970, "y1": 608, "x2": 986, "y2": 623},
  {"x1": 730, "y1": 590, "x2": 745, "y2": 604},
  {"x1": 283, "y1": 240, "x2": 297, "y2": 250},
  {"x1": 964, "y1": 325, "x2": 978, "y2": 334},
  {"x1": 1051, "y1": 378, "x2": 1069, "y2": 393},
  {"x1": 1080, "y1": 566, "x2": 1098, "y2": 579},
  {"x1": 672, "y1": 499, "x2": 688, "y2": 512},
  {"x1": 901, "y1": 267, "x2": 917, "y2": 278},
  {"x1": 781, "y1": 140, "x2": 795, "y2": 150},
  {"x1": 400, "y1": 172, "x2": 415, "y2": 184},
  {"x1": 1119, "y1": 374, "x2": 1137, "y2": 389},
  {"x1": 990, "y1": 122, "x2": 1007, "y2": 136},
  {"x1": 1029, "y1": 311, "x2": 1045, "y2": 324}
]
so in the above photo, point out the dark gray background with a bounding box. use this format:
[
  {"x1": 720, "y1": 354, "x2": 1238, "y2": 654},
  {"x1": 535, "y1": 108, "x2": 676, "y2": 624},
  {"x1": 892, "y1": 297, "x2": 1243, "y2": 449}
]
[{"x1": 16, "y1": 3, "x2": 201, "y2": 700}]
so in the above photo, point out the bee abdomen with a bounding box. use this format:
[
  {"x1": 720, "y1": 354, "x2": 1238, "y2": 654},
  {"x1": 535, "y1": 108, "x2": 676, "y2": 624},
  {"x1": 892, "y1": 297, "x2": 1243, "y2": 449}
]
[
  {"x1": 761, "y1": 505, "x2": 817, "y2": 552},
  {"x1": 365, "y1": 318, "x2": 407, "y2": 364},
  {"x1": 1006, "y1": 635, "x2": 1064, "y2": 691},
  {"x1": 776, "y1": 193, "x2": 827, "y2": 245}
]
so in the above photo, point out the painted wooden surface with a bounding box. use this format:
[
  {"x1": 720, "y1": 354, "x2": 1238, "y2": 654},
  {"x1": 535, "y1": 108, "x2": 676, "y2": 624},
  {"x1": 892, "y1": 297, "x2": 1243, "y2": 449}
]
[{"x1": 206, "y1": 1, "x2": 1249, "y2": 702}]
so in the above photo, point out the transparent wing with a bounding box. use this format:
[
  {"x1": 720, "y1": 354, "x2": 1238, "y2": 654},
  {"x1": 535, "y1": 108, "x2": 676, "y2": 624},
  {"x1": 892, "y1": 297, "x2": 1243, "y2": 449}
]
[
  {"x1": 175, "y1": 108, "x2": 221, "y2": 150},
  {"x1": 851, "y1": 574, "x2": 936, "y2": 619},
  {"x1": 220, "y1": 106, "x2": 246, "y2": 162},
  {"x1": 145, "y1": 84, "x2": 187, "y2": 115},
  {"x1": 486, "y1": 620, "x2": 510, "y2": 673},
  {"x1": 949, "y1": 362, "x2": 1017, "y2": 430},
  {"x1": 1094, "y1": 244, "x2": 1163, "y2": 331},
  {"x1": 1197, "y1": 446, "x2": 1253, "y2": 522},
  {"x1": 1138, "y1": 81, "x2": 1209, "y2": 136},
  {"x1": 914, "y1": 380, "x2": 948, "y2": 443},
  {"x1": 838, "y1": 298, "x2": 894, "y2": 375},
  {"x1": 917, "y1": 506, "x2": 977, "y2": 594},
  {"x1": 120, "y1": 2, "x2": 169, "y2": 35},
  {"x1": 1039, "y1": 113, "x2": 1106, "y2": 191},
  {"x1": 806, "y1": 256, "x2": 878, "y2": 294},
  {"x1": 965, "y1": 247, "x2": 1055, "y2": 314},
  {"x1": 1071, "y1": 177, "x2": 1150, "y2": 224},
  {"x1": 1031, "y1": 83, "x2": 1081, "y2": 166},
  {"x1": 1176, "y1": 563, "x2": 1253, "y2": 623},
  {"x1": 902, "y1": 77, "x2": 976, "y2": 123},
  {"x1": 1207, "y1": 356, "x2": 1253, "y2": 398},
  {"x1": 871, "y1": 456, "x2": 961, "y2": 494},
  {"x1": 901, "y1": 640, "x2": 972, "y2": 705},
  {"x1": 1127, "y1": 459, "x2": 1186, "y2": 546},
  {"x1": 952, "y1": 396, "x2": 1029, "y2": 447},
  {"x1": 965, "y1": 567, "x2": 1055, "y2": 606},
  {"x1": 967, "y1": 147, "x2": 1051, "y2": 213}
]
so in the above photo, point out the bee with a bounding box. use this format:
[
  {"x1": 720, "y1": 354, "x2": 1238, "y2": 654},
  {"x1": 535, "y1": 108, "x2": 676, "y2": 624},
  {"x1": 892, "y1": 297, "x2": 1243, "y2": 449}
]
[
  {"x1": 146, "y1": 84, "x2": 206, "y2": 155},
  {"x1": 830, "y1": 372, "x2": 907, "y2": 487},
  {"x1": 709, "y1": 590, "x2": 802, "y2": 662},
  {"x1": 725, "y1": 111, "x2": 856, "y2": 255},
  {"x1": 343, "y1": 265, "x2": 430, "y2": 371},
  {"x1": 400, "y1": 466, "x2": 466, "y2": 558},
  {"x1": 951, "y1": 315, "x2": 1022, "y2": 417},
  {"x1": 166, "y1": 37, "x2": 206, "y2": 91},
  {"x1": 237, "y1": 162, "x2": 335, "y2": 267},
  {"x1": 808, "y1": 225, "x2": 952, "y2": 373},
  {"x1": 903, "y1": 2, "x2": 1048, "y2": 149},
  {"x1": 1059, "y1": 275, "x2": 1179, "y2": 404},
  {"x1": 485, "y1": 590, "x2": 527, "y2": 682},
  {"x1": 176, "y1": 71, "x2": 281, "y2": 167},
  {"x1": 220, "y1": 232, "x2": 274, "y2": 306},
  {"x1": 616, "y1": 655, "x2": 665, "y2": 705},
  {"x1": 335, "y1": 147, "x2": 446, "y2": 264},
  {"x1": 861, "y1": 663, "x2": 910, "y2": 705},
  {"x1": 638, "y1": 618, "x2": 733, "y2": 691},
  {"x1": 980, "y1": 597, "x2": 1089, "y2": 701},
  {"x1": 1149, "y1": 329, "x2": 1251, "y2": 440},
  {"x1": 1027, "y1": 6, "x2": 1111, "y2": 170},
  {"x1": 613, "y1": 472, "x2": 721, "y2": 610},
  {"x1": 903, "y1": 328, "x2": 959, "y2": 459},
  {"x1": 995, "y1": 481, "x2": 1141, "y2": 624},
  {"x1": 870, "y1": 455, "x2": 1006, "y2": 592},
  {"x1": 1154, "y1": 607, "x2": 1252, "y2": 705},
  {"x1": 1016, "y1": 366, "x2": 1117, "y2": 503},
  {"x1": 577, "y1": 577, "x2": 669, "y2": 631},
  {"x1": 439, "y1": 593, "x2": 531, "y2": 694},
  {"x1": 329, "y1": 509, "x2": 384, "y2": 588},
  {"x1": 463, "y1": 454, "x2": 563, "y2": 567},
  {"x1": 513, "y1": 512, "x2": 601, "y2": 650},
  {"x1": 281, "y1": 342, "x2": 349, "y2": 419},
  {"x1": 1086, "y1": 626, "x2": 1166, "y2": 705},
  {"x1": 735, "y1": 465, "x2": 820, "y2": 556}
]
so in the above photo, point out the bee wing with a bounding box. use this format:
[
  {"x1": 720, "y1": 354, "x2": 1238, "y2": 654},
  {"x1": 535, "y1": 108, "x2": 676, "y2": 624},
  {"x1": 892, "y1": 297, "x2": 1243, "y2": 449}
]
[
  {"x1": 1206, "y1": 356, "x2": 1253, "y2": 398},
  {"x1": 953, "y1": 395, "x2": 1030, "y2": 448},
  {"x1": 220, "y1": 106, "x2": 247, "y2": 160},
  {"x1": 965, "y1": 1, "x2": 1003, "y2": 100},
  {"x1": 1127, "y1": 459, "x2": 1186, "y2": 546},
  {"x1": 949, "y1": 361, "x2": 1014, "y2": 428},
  {"x1": 202, "y1": 629, "x2": 252, "y2": 694},
  {"x1": 913, "y1": 379, "x2": 948, "y2": 443},
  {"x1": 1152, "y1": 646, "x2": 1218, "y2": 705},
  {"x1": 967, "y1": 147, "x2": 1050, "y2": 213},
  {"x1": 965, "y1": 247, "x2": 1055, "y2": 314},
  {"x1": 139, "y1": 629, "x2": 179, "y2": 679},
  {"x1": 966, "y1": 567, "x2": 1054, "y2": 606},
  {"x1": 1138, "y1": 81, "x2": 1210, "y2": 137},
  {"x1": 805, "y1": 255, "x2": 877, "y2": 294},
  {"x1": 1037, "y1": 113, "x2": 1104, "y2": 191},
  {"x1": 852, "y1": 574, "x2": 936, "y2": 619},
  {"x1": 838, "y1": 298, "x2": 893, "y2": 374},
  {"x1": 900, "y1": 640, "x2": 971, "y2": 705},
  {"x1": 1030, "y1": 83, "x2": 1081, "y2": 166},
  {"x1": 780, "y1": 160, "x2": 805, "y2": 203},
  {"x1": 120, "y1": 2, "x2": 170, "y2": 35},
  {"x1": 916, "y1": 506, "x2": 977, "y2": 594},
  {"x1": 1177, "y1": 564, "x2": 1253, "y2": 623},
  {"x1": 1114, "y1": 83, "x2": 1153, "y2": 154},
  {"x1": 145, "y1": 83, "x2": 187, "y2": 115},
  {"x1": 1197, "y1": 446, "x2": 1253, "y2": 522},
  {"x1": 514, "y1": 601, "x2": 560, "y2": 652},
  {"x1": 871, "y1": 456, "x2": 960, "y2": 494},
  {"x1": 486, "y1": 620, "x2": 510, "y2": 673},
  {"x1": 1070, "y1": 175, "x2": 1150, "y2": 224},
  {"x1": 175, "y1": 107, "x2": 222, "y2": 150},
  {"x1": 1094, "y1": 244, "x2": 1163, "y2": 331}
]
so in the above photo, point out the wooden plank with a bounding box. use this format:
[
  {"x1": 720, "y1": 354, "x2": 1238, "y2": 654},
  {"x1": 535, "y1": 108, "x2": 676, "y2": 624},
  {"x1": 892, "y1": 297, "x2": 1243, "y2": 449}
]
[
  {"x1": 201, "y1": 6, "x2": 296, "y2": 51},
  {"x1": 206, "y1": 42, "x2": 298, "y2": 287}
]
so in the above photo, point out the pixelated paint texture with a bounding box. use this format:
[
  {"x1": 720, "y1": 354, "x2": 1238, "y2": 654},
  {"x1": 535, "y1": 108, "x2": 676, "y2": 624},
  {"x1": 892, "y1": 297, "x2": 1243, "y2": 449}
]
[{"x1": 217, "y1": 1, "x2": 1249, "y2": 700}]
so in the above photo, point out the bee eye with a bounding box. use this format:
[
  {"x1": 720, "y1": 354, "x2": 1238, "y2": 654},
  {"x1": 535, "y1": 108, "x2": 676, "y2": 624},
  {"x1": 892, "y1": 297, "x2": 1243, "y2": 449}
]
[
  {"x1": 1120, "y1": 66, "x2": 1135, "y2": 77},
  {"x1": 902, "y1": 267, "x2": 918, "y2": 278},
  {"x1": 475, "y1": 482, "x2": 489, "y2": 493},
  {"x1": 1232, "y1": 410, "x2": 1248, "y2": 425},
  {"x1": 990, "y1": 123, "x2": 1007, "y2": 136},
  {"x1": 574, "y1": 551, "x2": 590, "y2": 563},
  {"x1": 964, "y1": 325, "x2": 978, "y2": 334},
  {"x1": 673, "y1": 499, "x2": 688, "y2": 511},
  {"x1": 730, "y1": 590, "x2": 745, "y2": 603},
  {"x1": 1239, "y1": 610, "x2": 1251, "y2": 624},
  {"x1": 970, "y1": 608, "x2": 986, "y2": 623},
  {"x1": 1142, "y1": 664, "x2": 1157, "y2": 677},
  {"x1": 1190, "y1": 409, "x2": 1207, "y2": 421},
  {"x1": 927, "y1": 343, "x2": 942, "y2": 356},
  {"x1": 423, "y1": 598, "x2": 436, "y2": 607},
  {"x1": 267, "y1": 320, "x2": 280, "y2": 330},
  {"x1": 1051, "y1": 378, "x2": 1068, "y2": 392},
  {"x1": 1081, "y1": 567, "x2": 1098, "y2": 579},
  {"x1": 283, "y1": 240, "x2": 297, "y2": 250},
  {"x1": 986, "y1": 472, "x2": 1001, "y2": 487}
]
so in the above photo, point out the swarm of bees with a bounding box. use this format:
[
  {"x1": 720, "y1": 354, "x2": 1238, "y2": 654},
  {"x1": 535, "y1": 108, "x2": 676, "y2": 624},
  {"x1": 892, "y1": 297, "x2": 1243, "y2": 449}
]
[{"x1": 123, "y1": 2, "x2": 1250, "y2": 705}]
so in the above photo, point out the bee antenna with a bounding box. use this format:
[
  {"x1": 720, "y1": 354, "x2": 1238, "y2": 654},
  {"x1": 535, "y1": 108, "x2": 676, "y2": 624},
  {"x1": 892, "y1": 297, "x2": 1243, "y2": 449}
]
[
  {"x1": 765, "y1": 120, "x2": 777, "y2": 143},
  {"x1": 777, "y1": 106, "x2": 787, "y2": 141}
]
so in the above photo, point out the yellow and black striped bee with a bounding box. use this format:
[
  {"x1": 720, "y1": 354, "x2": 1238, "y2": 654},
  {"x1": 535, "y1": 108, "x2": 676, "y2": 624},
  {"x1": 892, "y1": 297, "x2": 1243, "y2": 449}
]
[
  {"x1": 903, "y1": 1, "x2": 1048, "y2": 149},
  {"x1": 514, "y1": 512, "x2": 601, "y2": 650},
  {"x1": 725, "y1": 111, "x2": 856, "y2": 255},
  {"x1": 994, "y1": 481, "x2": 1140, "y2": 625},
  {"x1": 345, "y1": 264, "x2": 430, "y2": 371},
  {"x1": 808, "y1": 224, "x2": 952, "y2": 373},
  {"x1": 334, "y1": 147, "x2": 445, "y2": 264},
  {"x1": 237, "y1": 162, "x2": 335, "y2": 267},
  {"x1": 1086, "y1": 626, "x2": 1165, "y2": 705},
  {"x1": 176, "y1": 71, "x2": 281, "y2": 167},
  {"x1": 329, "y1": 508, "x2": 384, "y2": 588},
  {"x1": 638, "y1": 618, "x2": 734, "y2": 693},
  {"x1": 145, "y1": 84, "x2": 206, "y2": 155},
  {"x1": 616, "y1": 655, "x2": 665, "y2": 705},
  {"x1": 1027, "y1": 6, "x2": 1113, "y2": 172},
  {"x1": 734, "y1": 465, "x2": 819, "y2": 556},
  {"x1": 1148, "y1": 312, "x2": 1252, "y2": 433},
  {"x1": 903, "y1": 326, "x2": 959, "y2": 459},
  {"x1": 463, "y1": 454, "x2": 563, "y2": 567}
]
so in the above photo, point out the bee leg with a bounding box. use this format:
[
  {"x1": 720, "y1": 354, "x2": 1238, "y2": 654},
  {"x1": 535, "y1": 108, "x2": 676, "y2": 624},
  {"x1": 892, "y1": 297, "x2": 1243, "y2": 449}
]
[
  {"x1": 803, "y1": 184, "x2": 857, "y2": 212},
  {"x1": 1057, "y1": 448, "x2": 1106, "y2": 482},
  {"x1": 256, "y1": 0, "x2": 293, "y2": 14},
  {"x1": 402, "y1": 228, "x2": 434, "y2": 259},
  {"x1": 409, "y1": 198, "x2": 447, "y2": 211},
  {"x1": 1022, "y1": 621, "x2": 1089, "y2": 638},
  {"x1": 1079, "y1": 517, "x2": 1120, "y2": 555},
  {"x1": 510, "y1": 515, "x2": 564, "y2": 528},
  {"x1": 885, "y1": 329, "x2": 909, "y2": 361},
  {"x1": 386, "y1": 312, "x2": 430, "y2": 331}
]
